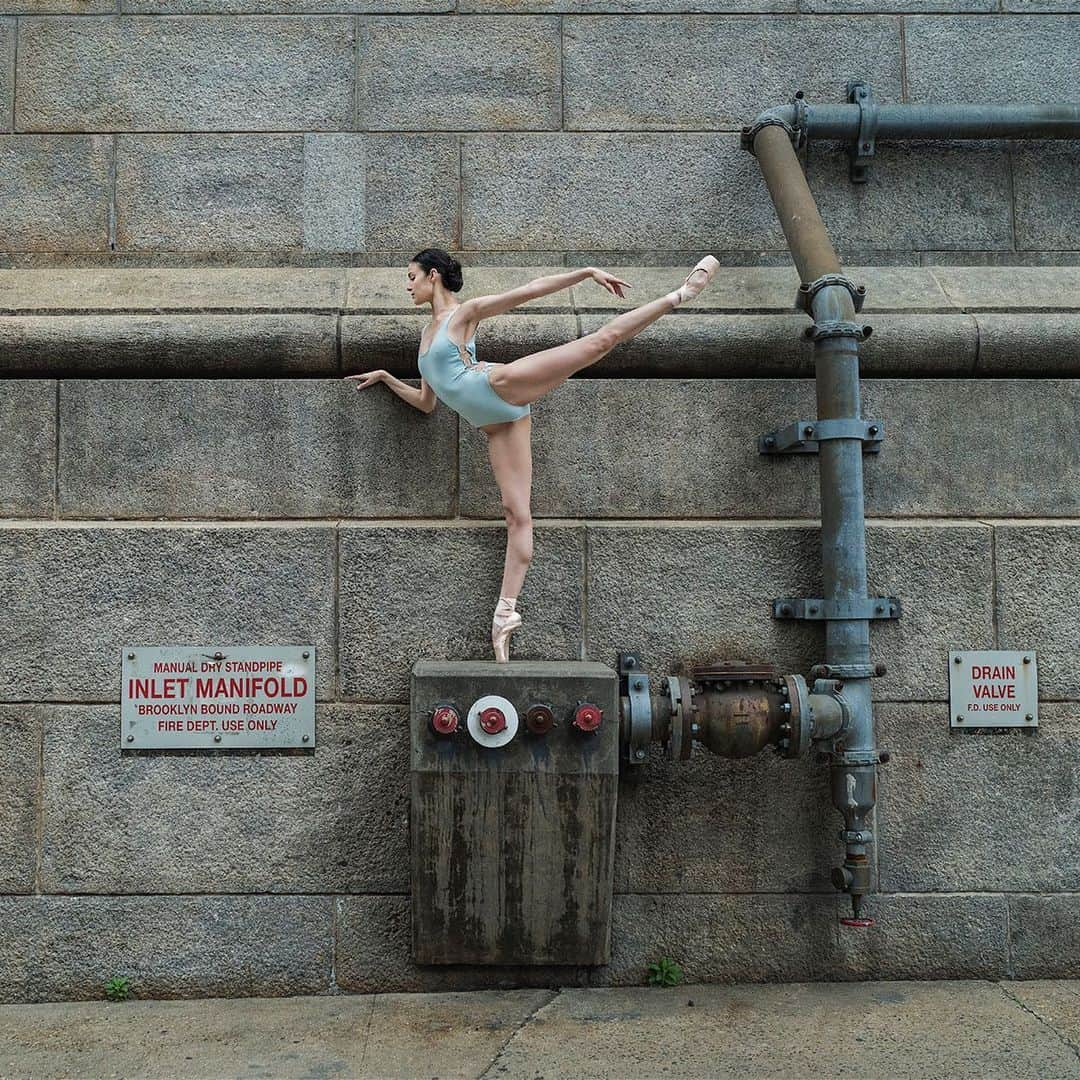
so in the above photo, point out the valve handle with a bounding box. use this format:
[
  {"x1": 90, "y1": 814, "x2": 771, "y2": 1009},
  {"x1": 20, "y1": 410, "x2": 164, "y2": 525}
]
[{"x1": 479, "y1": 706, "x2": 507, "y2": 734}]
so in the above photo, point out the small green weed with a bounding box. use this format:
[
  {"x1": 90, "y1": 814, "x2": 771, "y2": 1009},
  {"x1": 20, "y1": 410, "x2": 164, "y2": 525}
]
[
  {"x1": 646, "y1": 956, "x2": 683, "y2": 987},
  {"x1": 104, "y1": 976, "x2": 132, "y2": 1002}
]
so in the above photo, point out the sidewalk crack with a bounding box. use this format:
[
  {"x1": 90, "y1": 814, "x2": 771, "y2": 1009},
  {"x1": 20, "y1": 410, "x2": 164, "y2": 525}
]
[
  {"x1": 357, "y1": 993, "x2": 378, "y2": 1076},
  {"x1": 998, "y1": 982, "x2": 1080, "y2": 1062},
  {"x1": 478, "y1": 989, "x2": 561, "y2": 1078}
]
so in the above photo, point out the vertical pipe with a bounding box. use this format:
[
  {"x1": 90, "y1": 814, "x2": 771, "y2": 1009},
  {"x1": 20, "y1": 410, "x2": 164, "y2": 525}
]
[{"x1": 753, "y1": 124, "x2": 877, "y2": 917}]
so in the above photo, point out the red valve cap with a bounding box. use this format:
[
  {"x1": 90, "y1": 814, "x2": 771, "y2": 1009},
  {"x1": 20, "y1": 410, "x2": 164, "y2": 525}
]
[
  {"x1": 573, "y1": 703, "x2": 603, "y2": 732},
  {"x1": 479, "y1": 706, "x2": 507, "y2": 734},
  {"x1": 431, "y1": 706, "x2": 459, "y2": 736}
]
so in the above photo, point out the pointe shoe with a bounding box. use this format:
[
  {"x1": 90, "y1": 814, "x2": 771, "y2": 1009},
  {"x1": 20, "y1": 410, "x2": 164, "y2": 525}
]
[
  {"x1": 492, "y1": 596, "x2": 522, "y2": 663},
  {"x1": 669, "y1": 255, "x2": 721, "y2": 306}
]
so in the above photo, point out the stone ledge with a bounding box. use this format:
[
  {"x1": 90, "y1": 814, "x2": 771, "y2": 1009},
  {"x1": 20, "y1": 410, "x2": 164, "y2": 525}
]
[{"x1": 1, "y1": 265, "x2": 1076, "y2": 376}]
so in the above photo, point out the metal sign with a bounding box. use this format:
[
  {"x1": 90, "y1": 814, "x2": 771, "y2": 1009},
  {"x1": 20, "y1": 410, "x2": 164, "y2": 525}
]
[
  {"x1": 121, "y1": 645, "x2": 316, "y2": 749},
  {"x1": 949, "y1": 650, "x2": 1038, "y2": 729}
]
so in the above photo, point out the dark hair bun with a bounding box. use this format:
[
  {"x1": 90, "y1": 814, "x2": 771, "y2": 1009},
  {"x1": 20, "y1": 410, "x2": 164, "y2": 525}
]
[
  {"x1": 443, "y1": 257, "x2": 463, "y2": 292},
  {"x1": 413, "y1": 247, "x2": 463, "y2": 292}
]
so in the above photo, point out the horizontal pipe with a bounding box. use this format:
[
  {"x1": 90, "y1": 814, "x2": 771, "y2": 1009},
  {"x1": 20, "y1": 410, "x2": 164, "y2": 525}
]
[
  {"x1": 810, "y1": 103, "x2": 1080, "y2": 141},
  {"x1": 755, "y1": 103, "x2": 1080, "y2": 143}
]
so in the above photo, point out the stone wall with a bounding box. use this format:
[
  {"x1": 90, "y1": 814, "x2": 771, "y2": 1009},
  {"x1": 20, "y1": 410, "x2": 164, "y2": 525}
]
[
  {"x1": 0, "y1": 0, "x2": 1078, "y2": 1004},
  {"x1": 0, "y1": 6, "x2": 1078, "y2": 266},
  {"x1": 0, "y1": 264, "x2": 1077, "y2": 1001}
]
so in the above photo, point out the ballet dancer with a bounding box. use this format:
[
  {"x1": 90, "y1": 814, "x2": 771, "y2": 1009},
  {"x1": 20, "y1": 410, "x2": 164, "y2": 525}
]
[{"x1": 344, "y1": 248, "x2": 720, "y2": 662}]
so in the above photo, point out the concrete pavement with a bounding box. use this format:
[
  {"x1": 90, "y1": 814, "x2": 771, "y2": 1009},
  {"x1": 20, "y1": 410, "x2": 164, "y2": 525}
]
[{"x1": 1, "y1": 979, "x2": 1079, "y2": 1079}]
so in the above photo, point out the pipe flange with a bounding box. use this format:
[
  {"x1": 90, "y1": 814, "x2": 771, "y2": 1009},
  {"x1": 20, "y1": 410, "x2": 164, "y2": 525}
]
[
  {"x1": 795, "y1": 273, "x2": 866, "y2": 315},
  {"x1": 778, "y1": 673, "x2": 811, "y2": 758},
  {"x1": 741, "y1": 114, "x2": 797, "y2": 156},
  {"x1": 667, "y1": 675, "x2": 694, "y2": 762},
  {"x1": 666, "y1": 673, "x2": 682, "y2": 717}
]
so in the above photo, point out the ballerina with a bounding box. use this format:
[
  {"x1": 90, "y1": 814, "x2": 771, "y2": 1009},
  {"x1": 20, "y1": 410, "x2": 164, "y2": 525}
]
[{"x1": 344, "y1": 248, "x2": 720, "y2": 662}]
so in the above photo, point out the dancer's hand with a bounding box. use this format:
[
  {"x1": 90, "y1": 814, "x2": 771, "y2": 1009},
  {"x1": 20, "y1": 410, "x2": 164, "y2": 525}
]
[
  {"x1": 343, "y1": 370, "x2": 385, "y2": 390},
  {"x1": 588, "y1": 268, "x2": 631, "y2": 298}
]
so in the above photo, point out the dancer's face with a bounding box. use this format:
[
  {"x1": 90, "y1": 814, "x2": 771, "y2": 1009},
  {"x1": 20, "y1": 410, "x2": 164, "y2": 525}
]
[{"x1": 406, "y1": 262, "x2": 436, "y2": 307}]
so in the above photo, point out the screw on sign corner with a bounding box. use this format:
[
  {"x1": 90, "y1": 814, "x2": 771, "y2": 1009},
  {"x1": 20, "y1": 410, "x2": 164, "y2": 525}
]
[
  {"x1": 431, "y1": 705, "x2": 460, "y2": 736},
  {"x1": 479, "y1": 706, "x2": 507, "y2": 735},
  {"x1": 572, "y1": 703, "x2": 603, "y2": 734}
]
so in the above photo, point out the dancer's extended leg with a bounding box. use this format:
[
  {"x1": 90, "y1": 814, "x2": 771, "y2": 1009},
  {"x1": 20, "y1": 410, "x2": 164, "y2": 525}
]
[{"x1": 488, "y1": 258, "x2": 719, "y2": 407}]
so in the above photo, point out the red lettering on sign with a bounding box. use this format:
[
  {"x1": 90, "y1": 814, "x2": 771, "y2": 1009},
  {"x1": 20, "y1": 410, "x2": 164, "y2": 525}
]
[
  {"x1": 973, "y1": 684, "x2": 1017, "y2": 700},
  {"x1": 971, "y1": 665, "x2": 1016, "y2": 680}
]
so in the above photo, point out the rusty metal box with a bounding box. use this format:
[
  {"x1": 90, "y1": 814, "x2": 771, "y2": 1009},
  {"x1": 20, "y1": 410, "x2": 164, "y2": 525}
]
[{"x1": 410, "y1": 660, "x2": 619, "y2": 966}]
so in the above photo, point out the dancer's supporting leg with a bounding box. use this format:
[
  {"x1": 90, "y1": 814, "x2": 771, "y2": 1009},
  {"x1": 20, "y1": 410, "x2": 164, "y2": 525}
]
[
  {"x1": 485, "y1": 413, "x2": 532, "y2": 661},
  {"x1": 488, "y1": 258, "x2": 718, "y2": 408}
]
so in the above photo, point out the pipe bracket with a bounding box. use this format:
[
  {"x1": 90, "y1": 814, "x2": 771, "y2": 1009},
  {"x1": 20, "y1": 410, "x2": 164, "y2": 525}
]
[
  {"x1": 773, "y1": 597, "x2": 902, "y2": 621},
  {"x1": 803, "y1": 320, "x2": 872, "y2": 343},
  {"x1": 794, "y1": 273, "x2": 866, "y2": 315},
  {"x1": 618, "y1": 651, "x2": 653, "y2": 766},
  {"x1": 758, "y1": 418, "x2": 884, "y2": 455},
  {"x1": 847, "y1": 79, "x2": 878, "y2": 183}
]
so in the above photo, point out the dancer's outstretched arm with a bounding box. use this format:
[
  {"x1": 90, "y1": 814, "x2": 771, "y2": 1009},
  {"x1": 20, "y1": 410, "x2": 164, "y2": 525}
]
[
  {"x1": 459, "y1": 266, "x2": 631, "y2": 322},
  {"x1": 343, "y1": 370, "x2": 436, "y2": 414}
]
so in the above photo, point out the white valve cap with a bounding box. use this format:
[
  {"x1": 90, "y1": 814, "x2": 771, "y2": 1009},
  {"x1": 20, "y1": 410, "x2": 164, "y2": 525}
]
[{"x1": 466, "y1": 694, "x2": 519, "y2": 748}]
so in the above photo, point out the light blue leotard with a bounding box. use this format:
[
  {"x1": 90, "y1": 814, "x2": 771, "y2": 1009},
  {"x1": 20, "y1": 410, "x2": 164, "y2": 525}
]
[{"x1": 417, "y1": 309, "x2": 531, "y2": 428}]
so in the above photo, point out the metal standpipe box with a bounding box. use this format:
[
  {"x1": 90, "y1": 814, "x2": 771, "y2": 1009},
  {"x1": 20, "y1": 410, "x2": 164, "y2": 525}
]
[{"x1": 410, "y1": 660, "x2": 619, "y2": 966}]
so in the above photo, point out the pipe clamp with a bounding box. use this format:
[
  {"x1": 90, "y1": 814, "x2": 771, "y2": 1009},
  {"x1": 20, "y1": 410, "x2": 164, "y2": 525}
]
[
  {"x1": 840, "y1": 828, "x2": 874, "y2": 844},
  {"x1": 847, "y1": 79, "x2": 878, "y2": 183},
  {"x1": 795, "y1": 273, "x2": 866, "y2": 315},
  {"x1": 811, "y1": 662, "x2": 882, "y2": 680},
  {"x1": 618, "y1": 651, "x2": 653, "y2": 766},
  {"x1": 804, "y1": 320, "x2": 872, "y2": 343},
  {"x1": 833, "y1": 750, "x2": 880, "y2": 767},
  {"x1": 759, "y1": 418, "x2": 884, "y2": 455},
  {"x1": 741, "y1": 114, "x2": 797, "y2": 155}
]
